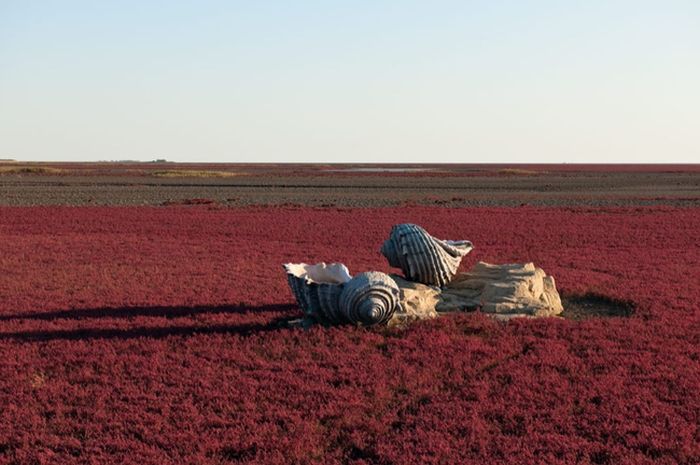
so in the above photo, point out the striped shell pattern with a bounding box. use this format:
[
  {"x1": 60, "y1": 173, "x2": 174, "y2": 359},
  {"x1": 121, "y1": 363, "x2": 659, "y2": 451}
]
[
  {"x1": 284, "y1": 263, "x2": 400, "y2": 326},
  {"x1": 381, "y1": 223, "x2": 473, "y2": 287}
]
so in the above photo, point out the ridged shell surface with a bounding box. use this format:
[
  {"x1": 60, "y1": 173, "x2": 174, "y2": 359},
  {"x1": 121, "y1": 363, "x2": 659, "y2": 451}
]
[
  {"x1": 381, "y1": 224, "x2": 473, "y2": 287},
  {"x1": 339, "y1": 271, "x2": 401, "y2": 326},
  {"x1": 284, "y1": 264, "x2": 400, "y2": 326}
]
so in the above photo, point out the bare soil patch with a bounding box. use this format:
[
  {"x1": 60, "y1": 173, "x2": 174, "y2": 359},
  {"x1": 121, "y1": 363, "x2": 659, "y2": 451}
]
[{"x1": 1, "y1": 166, "x2": 698, "y2": 207}]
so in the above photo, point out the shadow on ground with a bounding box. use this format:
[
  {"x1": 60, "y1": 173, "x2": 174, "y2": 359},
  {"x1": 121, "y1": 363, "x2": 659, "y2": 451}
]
[
  {"x1": 0, "y1": 296, "x2": 636, "y2": 342},
  {"x1": 0, "y1": 303, "x2": 297, "y2": 342},
  {"x1": 0, "y1": 303, "x2": 294, "y2": 321},
  {"x1": 560, "y1": 294, "x2": 635, "y2": 320}
]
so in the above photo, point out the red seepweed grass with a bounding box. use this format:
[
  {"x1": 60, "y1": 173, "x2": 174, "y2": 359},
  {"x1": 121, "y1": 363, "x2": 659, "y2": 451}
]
[{"x1": 0, "y1": 205, "x2": 698, "y2": 464}]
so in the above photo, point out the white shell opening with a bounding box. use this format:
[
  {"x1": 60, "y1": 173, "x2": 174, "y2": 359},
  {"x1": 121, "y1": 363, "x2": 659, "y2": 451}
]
[
  {"x1": 444, "y1": 240, "x2": 474, "y2": 256},
  {"x1": 284, "y1": 262, "x2": 352, "y2": 284}
]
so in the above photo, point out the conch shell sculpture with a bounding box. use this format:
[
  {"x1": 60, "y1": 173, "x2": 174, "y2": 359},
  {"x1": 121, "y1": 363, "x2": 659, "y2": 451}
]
[
  {"x1": 283, "y1": 224, "x2": 565, "y2": 327},
  {"x1": 381, "y1": 223, "x2": 473, "y2": 287},
  {"x1": 284, "y1": 263, "x2": 400, "y2": 326}
]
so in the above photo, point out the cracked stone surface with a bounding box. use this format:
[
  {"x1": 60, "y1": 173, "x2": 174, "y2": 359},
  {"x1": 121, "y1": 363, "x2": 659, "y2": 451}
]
[
  {"x1": 389, "y1": 275, "x2": 440, "y2": 326},
  {"x1": 438, "y1": 262, "x2": 563, "y2": 318}
]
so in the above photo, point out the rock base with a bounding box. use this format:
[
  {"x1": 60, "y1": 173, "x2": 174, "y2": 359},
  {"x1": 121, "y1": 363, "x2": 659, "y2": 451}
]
[
  {"x1": 388, "y1": 275, "x2": 440, "y2": 326},
  {"x1": 390, "y1": 262, "x2": 563, "y2": 322},
  {"x1": 438, "y1": 262, "x2": 563, "y2": 318}
]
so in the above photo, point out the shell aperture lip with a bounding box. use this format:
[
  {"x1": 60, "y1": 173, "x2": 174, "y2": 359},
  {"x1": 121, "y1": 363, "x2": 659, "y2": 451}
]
[{"x1": 283, "y1": 262, "x2": 352, "y2": 284}]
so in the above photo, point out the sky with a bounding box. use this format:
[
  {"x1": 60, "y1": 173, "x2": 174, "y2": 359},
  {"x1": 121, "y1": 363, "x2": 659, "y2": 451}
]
[{"x1": 0, "y1": 1, "x2": 698, "y2": 163}]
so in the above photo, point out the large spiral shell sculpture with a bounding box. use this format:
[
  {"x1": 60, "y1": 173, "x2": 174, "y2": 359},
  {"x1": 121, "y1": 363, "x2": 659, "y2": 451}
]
[
  {"x1": 284, "y1": 263, "x2": 400, "y2": 326},
  {"x1": 338, "y1": 271, "x2": 400, "y2": 326},
  {"x1": 381, "y1": 223, "x2": 473, "y2": 287}
]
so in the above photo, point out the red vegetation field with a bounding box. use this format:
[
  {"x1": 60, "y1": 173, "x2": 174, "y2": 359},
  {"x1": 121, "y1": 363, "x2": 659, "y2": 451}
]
[{"x1": 1, "y1": 206, "x2": 698, "y2": 464}]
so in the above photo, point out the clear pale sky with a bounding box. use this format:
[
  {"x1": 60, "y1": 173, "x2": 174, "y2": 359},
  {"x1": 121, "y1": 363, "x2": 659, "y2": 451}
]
[{"x1": 1, "y1": 1, "x2": 698, "y2": 163}]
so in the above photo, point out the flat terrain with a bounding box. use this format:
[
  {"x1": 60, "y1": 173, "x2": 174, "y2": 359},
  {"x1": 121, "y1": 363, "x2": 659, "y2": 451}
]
[
  {"x1": 0, "y1": 164, "x2": 698, "y2": 465},
  {"x1": 1, "y1": 162, "x2": 699, "y2": 207}
]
